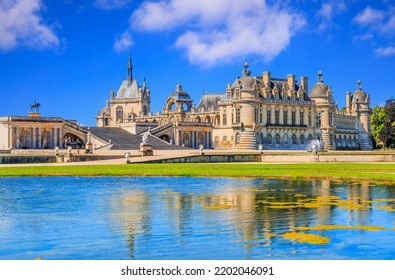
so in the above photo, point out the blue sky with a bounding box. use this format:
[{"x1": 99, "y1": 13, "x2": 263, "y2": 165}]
[{"x1": 1, "y1": 0, "x2": 395, "y2": 126}]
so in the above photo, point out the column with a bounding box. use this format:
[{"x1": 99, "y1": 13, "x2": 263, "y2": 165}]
[
  {"x1": 262, "y1": 106, "x2": 267, "y2": 125},
  {"x1": 296, "y1": 107, "x2": 300, "y2": 125},
  {"x1": 279, "y1": 106, "x2": 284, "y2": 125},
  {"x1": 191, "y1": 131, "x2": 195, "y2": 148},
  {"x1": 15, "y1": 127, "x2": 20, "y2": 148},
  {"x1": 180, "y1": 130, "x2": 183, "y2": 146},
  {"x1": 32, "y1": 127, "x2": 37, "y2": 148},
  {"x1": 59, "y1": 127, "x2": 63, "y2": 148},
  {"x1": 54, "y1": 127, "x2": 58, "y2": 148},
  {"x1": 271, "y1": 109, "x2": 275, "y2": 125},
  {"x1": 37, "y1": 128, "x2": 42, "y2": 148}
]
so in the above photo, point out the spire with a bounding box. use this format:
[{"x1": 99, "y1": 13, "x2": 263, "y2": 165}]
[
  {"x1": 127, "y1": 54, "x2": 133, "y2": 83},
  {"x1": 318, "y1": 70, "x2": 323, "y2": 82}
]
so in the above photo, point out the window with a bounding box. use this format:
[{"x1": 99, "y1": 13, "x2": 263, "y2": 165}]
[
  {"x1": 292, "y1": 134, "x2": 297, "y2": 144},
  {"x1": 267, "y1": 110, "x2": 271, "y2": 125},
  {"x1": 275, "y1": 134, "x2": 280, "y2": 144},
  {"x1": 254, "y1": 108, "x2": 259, "y2": 123},
  {"x1": 275, "y1": 111, "x2": 280, "y2": 125},
  {"x1": 308, "y1": 113, "x2": 312, "y2": 127},
  {"x1": 283, "y1": 111, "x2": 288, "y2": 125},
  {"x1": 259, "y1": 108, "x2": 263, "y2": 123},
  {"x1": 104, "y1": 118, "x2": 109, "y2": 126},
  {"x1": 116, "y1": 106, "x2": 123, "y2": 123},
  {"x1": 329, "y1": 112, "x2": 333, "y2": 126},
  {"x1": 214, "y1": 136, "x2": 219, "y2": 144},
  {"x1": 223, "y1": 113, "x2": 227, "y2": 125},
  {"x1": 236, "y1": 89, "x2": 240, "y2": 99},
  {"x1": 284, "y1": 134, "x2": 288, "y2": 144},
  {"x1": 223, "y1": 136, "x2": 227, "y2": 141},
  {"x1": 300, "y1": 111, "x2": 304, "y2": 125},
  {"x1": 300, "y1": 134, "x2": 305, "y2": 144},
  {"x1": 267, "y1": 133, "x2": 272, "y2": 144},
  {"x1": 235, "y1": 108, "x2": 240, "y2": 123},
  {"x1": 291, "y1": 111, "x2": 296, "y2": 125},
  {"x1": 316, "y1": 112, "x2": 321, "y2": 126}
]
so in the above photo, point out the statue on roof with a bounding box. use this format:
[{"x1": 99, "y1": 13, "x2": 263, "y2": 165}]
[{"x1": 30, "y1": 100, "x2": 41, "y2": 112}]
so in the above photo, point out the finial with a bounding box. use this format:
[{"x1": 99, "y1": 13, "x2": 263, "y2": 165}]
[
  {"x1": 357, "y1": 80, "x2": 362, "y2": 90},
  {"x1": 318, "y1": 70, "x2": 323, "y2": 82},
  {"x1": 244, "y1": 60, "x2": 249, "y2": 70}
]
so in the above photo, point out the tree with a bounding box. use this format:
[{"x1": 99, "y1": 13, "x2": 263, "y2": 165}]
[
  {"x1": 378, "y1": 98, "x2": 395, "y2": 148},
  {"x1": 371, "y1": 105, "x2": 386, "y2": 147}
]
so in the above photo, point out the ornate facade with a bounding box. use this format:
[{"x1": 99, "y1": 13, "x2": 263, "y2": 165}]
[{"x1": 96, "y1": 59, "x2": 373, "y2": 151}]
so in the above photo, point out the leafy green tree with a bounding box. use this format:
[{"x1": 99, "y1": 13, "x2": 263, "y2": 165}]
[
  {"x1": 371, "y1": 105, "x2": 386, "y2": 147},
  {"x1": 378, "y1": 98, "x2": 395, "y2": 148}
]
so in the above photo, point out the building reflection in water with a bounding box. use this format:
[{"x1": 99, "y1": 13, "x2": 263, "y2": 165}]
[{"x1": 109, "y1": 179, "x2": 391, "y2": 259}]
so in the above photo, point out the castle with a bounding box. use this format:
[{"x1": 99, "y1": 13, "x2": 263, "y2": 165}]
[
  {"x1": 0, "y1": 56, "x2": 372, "y2": 151},
  {"x1": 96, "y1": 57, "x2": 373, "y2": 151}
]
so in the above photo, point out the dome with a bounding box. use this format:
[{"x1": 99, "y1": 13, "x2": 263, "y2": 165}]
[
  {"x1": 168, "y1": 83, "x2": 192, "y2": 101},
  {"x1": 231, "y1": 60, "x2": 258, "y2": 90},
  {"x1": 310, "y1": 71, "x2": 329, "y2": 98},
  {"x1": 352, "y1": 80, "x2": 368, "y2": 103},
  {"x1": 310, "y1": 82, "x2": 329, "y2": 98}
]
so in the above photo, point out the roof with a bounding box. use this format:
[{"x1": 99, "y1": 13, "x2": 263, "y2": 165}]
[
  {"x1": 167, "y1": 84, "x2": 192, "y2": 101},
  {"x1": 197, "y1": 93, "x2": 224, "y2": 111},
  {"x1": 115, "y1": 79, "x2": 139, "y2": 99}
]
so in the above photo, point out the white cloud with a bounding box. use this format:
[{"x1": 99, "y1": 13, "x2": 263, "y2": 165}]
[
  {"x1": 127, "y1": 0, "x2": 305, "y2": 66},
  {"x1": 94, "y1": 0, "x2": 131, "y2": 10},
  {"x1": 375, "y1": 46, "x2": 395, "y2": 57},
  {"x1": 354, "y1": 6, "x2": 384, "y2": 26},
  {"x1": 114, "y1": 31, "x2": 133, "y2": 52},
  {"x1": 353, "y1": 5, "x2": 395, "y2": 35},
  {"x1": 316, "y1": 1, "x2": 347, "y2": 32},
  {"x1": 0, "y1": 0, "x2": 60, "y2": 51}
]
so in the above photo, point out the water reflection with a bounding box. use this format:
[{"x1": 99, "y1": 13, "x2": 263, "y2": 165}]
[{"x1": 0, "y1": 177, "x2": 394, "y2": 259}]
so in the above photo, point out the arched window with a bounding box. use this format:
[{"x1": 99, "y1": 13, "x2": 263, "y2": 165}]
[
  {"x1": 267, "y1": 133, "x2": 272, "y2": 144},
  {"x1": 284, "y1": 134, "x2": 288, "y2": 144},
  {"x1": 116, "y1": 106, "x2": 123, "y2": 123},
  {"x1": 205, "y1": 115, "x2": 211, "y2": 123},
  {"x1": 275, "y1": 133, "x2": 280, "y2": 144},
  {"x1": 104, "y1": 118, "x2": 109, "y2": 126},
  {"x1": 292, "y1": 134, "x2": 297, "y2": 144},
  {"x1": 195, "y1": 116, "x2": 201, "y2": 123},
  {"x1": 300, "y1": 134, "x2": 305, "y2": 144}
]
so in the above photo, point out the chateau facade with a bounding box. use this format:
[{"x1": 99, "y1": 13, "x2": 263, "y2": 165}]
[{"x1": 97, "y1": 58, "x2": 373, "y2": 151}]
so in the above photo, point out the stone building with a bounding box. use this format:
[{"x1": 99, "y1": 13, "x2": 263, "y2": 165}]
[
  {"x1": 97, "y1": 59, "x2": 373, "y2": 150},
  {"x1": 0, "y1": 57, "x2": 372, "y2": 151}
]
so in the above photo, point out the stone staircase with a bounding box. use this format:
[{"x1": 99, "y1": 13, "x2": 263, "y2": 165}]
[
  {"x1": 234, "y1": 130, "x2": 257, "y2": 150},
  {"x1": 89, "y1": 127, "x2": 190, "y2": 150}
]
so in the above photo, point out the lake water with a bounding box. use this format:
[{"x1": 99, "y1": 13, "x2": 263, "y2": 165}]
[{"x1": 0, "y1": 176, "x2": 394, "y2": 260}]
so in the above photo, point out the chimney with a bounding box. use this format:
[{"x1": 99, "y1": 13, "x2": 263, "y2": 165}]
[
  {"x1": 287, "y1": 74, "x2": 295, "y2": 90},
  {"x1": 346, "y1": 92, "x2": 351, "y2": 114},
  {"x1": 262, "y1": 71, "x2": 271, "y2": 86},
  {"x1": 300, "y1": 76, "x2": 308, "y2": 93}
]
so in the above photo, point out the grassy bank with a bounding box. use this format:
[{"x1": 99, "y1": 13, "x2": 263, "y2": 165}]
[{"x1": 0, "y1": 163, "x2": 395, "y2": 182}]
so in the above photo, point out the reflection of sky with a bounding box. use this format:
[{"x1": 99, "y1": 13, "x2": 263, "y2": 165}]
[{"x1": 0, "y1": 177, "x2": 394, "y2": 260}]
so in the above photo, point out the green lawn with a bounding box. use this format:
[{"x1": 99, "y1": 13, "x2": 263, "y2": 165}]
[{"x1": 0, "y1": 163, "x2": 395, "y2": 182}]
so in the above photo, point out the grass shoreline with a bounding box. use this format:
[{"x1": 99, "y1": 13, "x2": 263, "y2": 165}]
[{"x1": 0, "y1": 163, "x2": 394, "y2": 183}]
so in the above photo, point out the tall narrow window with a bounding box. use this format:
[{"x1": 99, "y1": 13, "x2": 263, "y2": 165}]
[
  {"x1": 291, "y1": 111, "x2": 296, "y2": 125},
  {"x1": 116, "y1": 106, "x2": 123, "y2": 123},
  {"x1": 308, "y1": 113, "x2": 312, "y2": 127},
  {"x1": 235, "y1": 108, "x2": 240, "y2": 123},
  {"x1": 316, "y1": 112, "x2": 321, "y2": 126},
  {"x1": 300, "y1": 111, "x2": 304, "y2": 125},
  {"x1": 223, "y1": 113, "x2": 227, "y2": 125},
  {"x1": 283, "y1": 111, "x2": 288, "y2": 125},
  {"x1": 329, "y1": 112, "x2": 333, "y2": 126},
  {"x1": 275, "y1": 111, "x2": 280, "y2": 125},
  {"x1": 267, "y1": 110, "x2": 271, "y2": 125},
  {"x1": 254, "y1": 108, "x2": 259, "y2": 123},
  {"x1": 259, "y1": 108, "x2": 263, "y2": 123}
]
